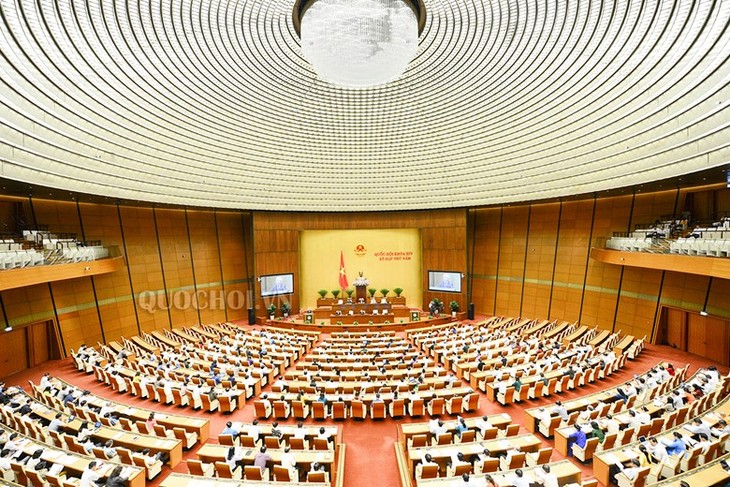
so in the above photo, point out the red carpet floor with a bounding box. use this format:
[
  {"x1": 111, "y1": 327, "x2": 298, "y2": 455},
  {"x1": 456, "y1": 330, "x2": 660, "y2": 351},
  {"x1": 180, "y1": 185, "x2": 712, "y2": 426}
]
[{"x1": 2, "y1": 324, "x2": 727, "y2": 487}]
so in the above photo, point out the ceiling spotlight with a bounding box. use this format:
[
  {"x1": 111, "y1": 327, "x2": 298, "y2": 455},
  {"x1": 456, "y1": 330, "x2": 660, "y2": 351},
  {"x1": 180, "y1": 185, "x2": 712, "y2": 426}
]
[
  {"x1": 3, "y1": 325, "x2": 11, "y2": 332},
  {"x1": 699, "y1": 310, "x2": 708, "y2": 317},
  {"x1": 293, "y1": 0, "x2": 426, "y2": 88}
]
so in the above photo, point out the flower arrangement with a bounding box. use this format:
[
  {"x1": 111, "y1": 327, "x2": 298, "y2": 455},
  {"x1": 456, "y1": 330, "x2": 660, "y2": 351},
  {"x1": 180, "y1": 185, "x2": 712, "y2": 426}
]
[
  {"x1": 336, "y1": 321, "x2": 342, "y2": 325},
  {"x1": 267, "y1": 303, "x2": 276, "y2": 316},
  {"x1": 345, "y1": 288, "x2": 354, "y2": 297},
  {"x1": 353, "y1": 272, "x2": 370, "y2": 287},
  {"x1": 332, "y1": 289, "x2": 341, "y2": 298},
  {"x1": 353, "y1": 321, "x2": 359, "y2": 325},
  {"x1": 380, "y1": 288, "x2": 389, "y2": 297},
  {"x1": 393, "y1": 287, "x2": 403, "y2": 297},
  {"x1": 449, "y1": 301, "x2": 460, "y2": 312},
  {"x1": 429, "y1": 298, "x2": 444, "y2": 316},
  {"x1": 318, "y1": 289, "x2": 328, "y2": 298},
  {"x1": 281, "y1": 303, "x2": 292, "y2": 315},
  {"x1": 368, "y1": 287, "x2": 377, "y2": 297}
]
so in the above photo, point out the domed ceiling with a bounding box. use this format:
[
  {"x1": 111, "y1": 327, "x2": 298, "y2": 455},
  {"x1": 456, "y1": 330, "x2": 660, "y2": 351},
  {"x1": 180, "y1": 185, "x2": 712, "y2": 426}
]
[{"x1": 0, "y1": 0, "x2": 728, "y2": 211}]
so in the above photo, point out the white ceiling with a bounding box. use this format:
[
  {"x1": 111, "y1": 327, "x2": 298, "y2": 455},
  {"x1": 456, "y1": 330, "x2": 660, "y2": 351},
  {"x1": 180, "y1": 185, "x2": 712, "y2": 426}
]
[{"x1": 0, "y1": 0, "x2": 728, "y2": 211}]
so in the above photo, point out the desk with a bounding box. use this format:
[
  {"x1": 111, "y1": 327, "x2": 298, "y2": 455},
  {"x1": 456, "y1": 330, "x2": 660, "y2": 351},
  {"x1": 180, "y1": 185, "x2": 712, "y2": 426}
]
[
  {"x1": 613, "y1": 335, "x2": 635, "y2": 355},
  {"x1": 399, "y1": 413, "x2": 512, "y2": 444},
  {"x1": 51, "y1": 377, "x2": 210, "y2": 442},
  {"x1": 415, "y1": 459, "x2": 581, "y2": 487},
  {"x1": 160, "y1": 473, "x2": 329, "y2": 486},
  {"x1": 592, "y1": 397, "x2": 730, "y2": 485},
  {"x1": 406, "y1": 434, "x2": 542, "y2": 474},
  {"x1": 655, "y1": 455, "x2": 730, "y2": 486},
  {"x1": 562, "y1": 325, "x2": 589, "y2": 346},
  {"x1": 329, "y1": 314, "x2": 395, "y2": 325},
  {"x1": 273, "y1": 387, "x2": 473, "y2": 410},
  {"x1": 196, "y1": 444, "x2": 335, "y2": 470}
]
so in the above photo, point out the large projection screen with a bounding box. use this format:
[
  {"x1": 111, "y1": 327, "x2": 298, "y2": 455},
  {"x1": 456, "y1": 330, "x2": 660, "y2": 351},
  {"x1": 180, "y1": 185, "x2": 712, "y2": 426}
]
[{"x1": 299, "y1": 229, "x2": 422, "y2": 310}]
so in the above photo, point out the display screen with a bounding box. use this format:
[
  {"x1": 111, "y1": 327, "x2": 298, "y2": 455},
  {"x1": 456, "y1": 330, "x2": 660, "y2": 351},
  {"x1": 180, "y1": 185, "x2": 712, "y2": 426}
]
[
  {"x1": 428, "y1": 271, "x2": 462, "y2": 293},
  {"x1": 260, "y1": 273, "x2": 294, "y2": 297}
]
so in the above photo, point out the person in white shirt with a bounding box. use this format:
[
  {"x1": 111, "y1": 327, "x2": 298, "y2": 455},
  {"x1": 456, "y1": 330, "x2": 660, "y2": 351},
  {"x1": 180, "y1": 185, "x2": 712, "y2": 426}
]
[
  {"x1": 645, "y1": 437, "x2": 668, "y2": 462},
  {"x1": 293, "y1": 421, "x2": 307, "y2": 440},
  {"x1": 686, "y1": 418, "x2": 713, "y2": 439},
  {"x1": 79, "y1": 461, "x2": 103, "y2": 487},
  {"x1": 247, "y1": 420, "x2": 262, "y2": 444},
  {"x1": 432, "y1": 420, "x2": 448, "y2": 440},
  {"x1": 39, "y1": 373, "x2": 51, "y2": 390},
  {"x1": 280, "y1": 446, "x2": 298, "y2": 479},
  {"x1": 474, "y1": 415, "x2": 493, "y2": 437},
  {"x1": 48, "y1": 412, "x2": 64, "y2": 432},
  {"x1": 509, "y1": 468, "x2": 532, "y2": 487},
  {"x1": 534, "y1": 464, "x2": 560, "y2": 487},
  {"x1": 551, "y1": 401, "x2": 569, "y2": 421}
]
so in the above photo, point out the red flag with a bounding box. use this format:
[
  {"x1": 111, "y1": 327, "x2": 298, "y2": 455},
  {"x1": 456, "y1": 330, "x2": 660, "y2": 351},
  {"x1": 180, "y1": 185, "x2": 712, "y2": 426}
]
[{"x1": 339, "y1": 251, "x2": 348, "y2": 289}]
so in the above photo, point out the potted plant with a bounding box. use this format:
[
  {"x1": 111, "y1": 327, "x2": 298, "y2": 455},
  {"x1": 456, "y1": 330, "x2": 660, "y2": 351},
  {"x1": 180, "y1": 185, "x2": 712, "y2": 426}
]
[
  {"x1": 281, "y1": 302, "x2": 291, "y2": 317},
  {"x1": 429, "y1": 298, "x2": 444, "y2": 317},
  {"x1": 345, "y1": 288, "x2": 354, "y2": 298},
  {"x1": 332, "y1": 289, "x2": 341, "y2": 301},
  {"x1": 317, "y1": 289, "x2": 331, "y2": 306},
  {"x1": 318, "y1": 289, "x2": 328, "y2": 299},
  {"x1": 380, "y1": 288, "x2": 389, "y2": 298},
  {"x1": 449, "y1": 300, "x2": 460, "y2": 318},
  {"x1": 267, "y1": 303, "x2": 276, "y2": 320},
  {"x1": 391, "y1": 287, "x2": 406, "y2": 305},
  {"x1": 368, "y1": 287, "x2": 377, "y2": 298}
]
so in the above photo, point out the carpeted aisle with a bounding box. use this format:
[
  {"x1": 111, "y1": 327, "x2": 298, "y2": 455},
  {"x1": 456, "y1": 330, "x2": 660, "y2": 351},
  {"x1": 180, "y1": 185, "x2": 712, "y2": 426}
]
[{"x1": 1, "y1": 326, "x2": 726, "y2": 487}]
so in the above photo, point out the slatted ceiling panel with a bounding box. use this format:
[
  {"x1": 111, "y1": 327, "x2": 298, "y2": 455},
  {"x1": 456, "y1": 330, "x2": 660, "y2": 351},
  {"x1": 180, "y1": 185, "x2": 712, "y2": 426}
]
[{"x1": 0, "y1": 0, "x2": 728, "y2": 211}]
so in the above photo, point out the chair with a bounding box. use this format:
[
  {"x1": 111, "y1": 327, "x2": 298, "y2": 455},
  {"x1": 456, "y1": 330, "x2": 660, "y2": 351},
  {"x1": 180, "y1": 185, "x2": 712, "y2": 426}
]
[
  {"x1": 133, "y1": 454, "x2": 162, "y2": 479},
  {"x1": 254, "y1": 400, "x2": 272, "y2": 418},
  {"x1": 527, "y1": 381, "x2": 544, "y2": 399},
  {"x1": 92, "y1": 447, "x2": 109, "y2": 459},
  {"x1": 307, "y1": 471, "x2": 329, "y2": 482},
  {"x1": 526, "y1": 447, "x2": 552, "y2": 467},
  {"x1": 273, "y1": 465, "x2": 293, "y2": 482},
  {"x1": 187, "y1": 459, "x2": 215, "y2": 477},
  {"x1": 9, "y1": 462, "x2": 27, "y2": 487},
  {"x1": 499, "y1": 452, "x2": 525, "y2": 471},
  {"x1": 456, "y1": 429, "x2": 476, "y2": 444},
  {"x1": 332, "y1": 401, "x2": 347, "y2": 420},
  {"x1": 496, "y1": 388, "x2": 514, "y2": 405},
  {"x1": 145, "y1": 383, "x2": 160, "y2": 401},
  {"x1": 477, "y1": 457, "x2": 499, "y2": 473},
  {"x1": 116, "y1": 448, "x2": 135, "y2": 465},
  {"x1": 215, "y1": 461, "x2": 242, "y2": 480},
  {"x1": 289, "y1": 437, "x2": 308, "y2": 450},
  {"x1": 312, "y1": 402, "x2": 328, "y2": 420},
  {"x1": 680, "y1": 446, "x2": 702, "y2": 471},
  {"x1": 698, "y1": 440, "x2": 721, "y2": 465},
  {"x1": 500, "y1": 424, "x2": 520, "y2": 438},
  {"x1": 432, "y1": 432, "x2": 453, "y2": 446},
  {"x1": 273, "y1": 400, "x2": 290, "y2": 419},
  {"x1": 389, "y1": 398, "x2": 406, "y2": 418},
  {"x1": 154, "y1": 424, "x2": 175, "y2": 439},
  {"x1": 25, "y1": 469, "x2": 49, "y2": 487},
  {"x1": 615, "y1": 466, "x2": 649, "y2": 487},
  {"x1": 409, "y1": 398, "x2": 425, "y2": 417},
  {"x1": 292, "y1": 400, "x2": 310, "y2": 419},
  {"x1": 427, "y1": 397, "x2": 445, "y2": 415},
  {"x1": 597, "y1": 433, "x2": 617, "y2": 452},
  {"x1": 240, "y1": 435, "x2": 257, "y2": 448},
  {"x1": 416, "y1": 464, "x2": 439, "y2": 480},
  {"x1": 219, "y1": 434, "x2": 238, "y2": 446},
  {"x1": 201, "y1": 394, "x2": 219, "y2": 412},
  {"x1": 572, "y1": 437, "x2": 599, "y2": 462},
  {"x1": 174, "y1": 427, "x2": 198, "y2": 449},
  {"x1": 448, "y1": 463, "x2": 473, "y2": 477},
  {"x1": 463, "y1": 393, "x2": 480, "y2": 412},
  {"x1": 479, "y1": 427, "x2": 499, "y2": 441},
  {"x1": 538, "y1": 416, "x2": 562, "y2": 438},
  {"x1": 371, "y1": 402, "x2": 387, "y2": 419},
  {"x1": 219, "y1": 395, "x2": 237, "y2": 413},
  {"x1": 618, "y1": 428, "x2": 634, "y2": 446},
  {"x1": 351, "y1": 400, "x2": 366, "y2": 420},
  {"x1": 244, "y1": 465, "x2": 269, "y2": 481},
  {"x1": 445, "y1": 396, "x2": 463, "y2": 414},
  {"x1": 313, "y1": 438, "x2": 331, "y2": 451},
  {"x1": 407, "y1": 434, "x2": 428, "y2": 448},
  {"x1": 264, "y1": 436, "x2": 281, "y2": 449},
  {"x1": 171, "y1": 388, "x2": 189, "y2": 407}
]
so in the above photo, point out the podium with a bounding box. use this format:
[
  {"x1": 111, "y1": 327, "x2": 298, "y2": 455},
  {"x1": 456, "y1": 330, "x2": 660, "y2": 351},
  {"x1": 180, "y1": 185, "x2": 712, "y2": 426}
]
[{"x1": 355, "y1": 285, "x2": 367, "y2": 302}]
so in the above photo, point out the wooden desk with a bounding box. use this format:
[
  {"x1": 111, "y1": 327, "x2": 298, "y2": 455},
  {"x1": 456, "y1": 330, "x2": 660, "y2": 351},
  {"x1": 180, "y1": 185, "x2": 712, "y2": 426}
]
[
  {"x1": 655, "y1": 455, "x2": 730, "y2": 486},
  {"x1": 0, "y1": 424, "x2": 145, "y2": 487},
  {"x1": 613, "y1": 335, "x2": 635, "y2": 355},
  {"x1": 406, "y1": 434, "x2": 542, "y2": 474},
  {"x1": 196, "y1": 444, "x2": 335, "y2": 470},
  {"x1": 415, "y1": 459, "x2": 581, "y2": 487},
  {"x1": 592, "y1": 397, "x2": 730, "y2": 485},
  {"x1": 52, "y1": 377, "x2": 210, "y2": 442},
  {"x1": 562, "y1": 325, "x2": 589, "y2": 346},
  {"x1": 589, "y1": 330, "x2": 611, "y2": 347},
  {"x1": 399, "y1": 413, "x2": 512, "y2": 444},
  {"x1": 273, "y1": 386, "x2": 473, "y2": 410},
  {"x1": 329, "y1": 314, "x2": 395, "y2": 325},
  {"x1": 160, "y1": 473, "x2": 329, "y2": 486}
]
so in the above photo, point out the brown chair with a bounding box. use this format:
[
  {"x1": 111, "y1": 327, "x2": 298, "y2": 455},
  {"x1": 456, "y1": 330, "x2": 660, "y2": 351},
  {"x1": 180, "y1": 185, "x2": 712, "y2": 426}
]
[
  {"x1": 187, "y1": 459, "x2": 214, "y2": 477},
  {"x1": 463, "y1": 393, "x2": 480, "y2": 412},
  {"x1": 254, "y1": 400, "x2": 272, "y2": 418},
  {"x1": 451, "y1": 463, "x2": 472, "y2": 477},
  {"x1": 273, "y1": 465, "x2": 292, "y2": 482},
  {"x1": 616, "y1": 466, "x2": 649, "y2": 487},
  {"x1": 496, "y1": 387, "x2": 514, "y2": 405},
  {"x1": 312, "y1": 402, "x2": 328, "y2": 420},
  {"x1": 218, "y1": 395, "x2": 237, "y2": 413},
  {"x1": 240, "y1": 435, "x2": 257, "y2": 448},
  {"x1": 292, "y1": 400, "x2": 309, "y2": 419},
  {"x1": 500, "y1": 452, "x2": 525, "y2": 471},
  {"x1": 427, "y1": 397, "x2": 445, "y2": 415},
  {"x1": 264, "y1": 436, "x2": 281, "y2": 449},
  {"x1": 408, "y1": 434, "x2": 428, "y2": 448},
  {"x1": 416, "y1": 465, "x2": 439, "y2": 480},
  {"x1": 501, "y1": 424, "x2": 520, "y2": 438},
  {"x1": 201, "y1": 394, "x2": 219, "y2": 412},
  {"x1": 133, "y1": 454, "x2": 162, "y2": 479},
  {"x1": 432, "y1": 432, "x2": 453, "y2": 446},
  {"x1": 307, "y1": 471, "x2": 329, "y2": 482},
  {"x1": 457, "y1": 430, "x2": 476, "y2": 444},
  {"x1": 597, "y1": 433, "x2": 617, "y2": 452},
  {"x1": 572, "y1": 437, "x2": 599, "y2": 462},
  {"x1": 389, "y1": 398, "x2": 406, "y2": 418},
  {"x1": 313, "y1": 438, "x2": 331, "y2": 451},
  {"x1": 174, "y1": 427, "x2": 198, "y2": 449},
  {"x1": 273, "y1": 400, "x2": 290, "y2": 419},
  {"x1": 215, "y1": 461, "x2": 242, "y2": 480},
  {"x1": 219, "y1": 434, "x2": 238, "y2": 446},
  {"x1": 351, "y1": 400, "x2": 366, "y2": 420},
  {"x1": 171, "y1": 388, "x2": 189, "y2": 407},
  {"x1": 477, "y1": 457, "x2": 499, "y2": 473},
  {"x1": 409, "y1": 398, "x2": 425, "y2": 417},
  {"x1": 371, "y1": 402, "x2": 387, "y2": 420},
  {"x1": 332, "y1": 401, "x2": 347, "y2": 420},
  {"x1": 244, "y1": 465, "x2": 269, "y2": 481},
  {"x1": 445, "y1": 396, "x2": 463, "y2": 414}
]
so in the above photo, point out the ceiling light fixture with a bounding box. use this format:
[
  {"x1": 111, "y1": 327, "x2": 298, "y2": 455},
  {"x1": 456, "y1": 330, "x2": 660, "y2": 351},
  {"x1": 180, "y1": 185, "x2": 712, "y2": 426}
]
[{"x1": 293, "y1": 0, "x2": 426, "y2": 88}]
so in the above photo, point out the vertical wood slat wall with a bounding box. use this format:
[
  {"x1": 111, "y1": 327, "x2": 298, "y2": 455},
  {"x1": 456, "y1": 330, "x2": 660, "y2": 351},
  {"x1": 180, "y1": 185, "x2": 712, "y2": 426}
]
[
  {"x1": 470, "y1": 188, "x2": 730, "y2": 343},
  {"x1": 0, "y1": 197, "x2": 253, "y2": 355}
]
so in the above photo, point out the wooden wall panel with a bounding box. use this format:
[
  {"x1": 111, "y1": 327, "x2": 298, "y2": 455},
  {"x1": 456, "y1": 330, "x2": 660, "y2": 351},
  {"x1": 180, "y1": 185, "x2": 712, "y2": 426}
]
[
  {"x1": 470, "y1": 208, "x2": 501, "y2": 315},
  {"x1": 494, "y1": 206, "x2": 529, "y2": 317},
  {"x1": 0, "y1": 327, "x2": 28, "y2": 377},
  {"x1": 521, "y1": 203, "x2": 560, "y2": 319},
  {"x1": 187, "y1": 210, "x2": 225, "y2": 324},
  {"x1": 216, "y1": 212, "x2": 251, "y2": 322},
  {"x1": 51, "y1": 278, "x2": 102, "y2": 351},
  {"x1": 118, "y1": 206, "x2": 170, "y2": 333}
]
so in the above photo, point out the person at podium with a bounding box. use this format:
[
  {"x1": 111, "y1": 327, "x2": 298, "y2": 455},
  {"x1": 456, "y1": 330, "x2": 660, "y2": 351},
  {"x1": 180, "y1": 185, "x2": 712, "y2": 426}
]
[
  {"x1": 437, "y1": 274, "x2": 455, "y2": 290},
  {"x1": 269, "y1": 276, "x2": 288, "y2": 293}
]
